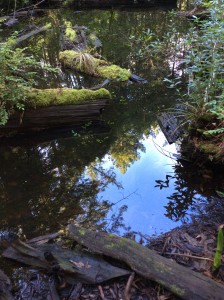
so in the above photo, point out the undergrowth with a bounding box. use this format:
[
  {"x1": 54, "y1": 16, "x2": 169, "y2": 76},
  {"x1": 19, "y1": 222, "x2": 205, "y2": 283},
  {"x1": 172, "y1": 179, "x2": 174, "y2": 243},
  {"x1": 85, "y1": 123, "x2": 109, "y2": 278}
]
[{"x1": 0, "y1": 36, "x2": 57, "y2": 125}]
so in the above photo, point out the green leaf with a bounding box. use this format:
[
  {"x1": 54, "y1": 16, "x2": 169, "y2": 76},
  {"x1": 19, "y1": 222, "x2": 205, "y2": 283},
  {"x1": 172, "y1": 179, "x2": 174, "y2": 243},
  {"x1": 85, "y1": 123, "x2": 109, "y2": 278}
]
[{"x1": 213, "y1": 227, "x2": 224, "y2": 270}]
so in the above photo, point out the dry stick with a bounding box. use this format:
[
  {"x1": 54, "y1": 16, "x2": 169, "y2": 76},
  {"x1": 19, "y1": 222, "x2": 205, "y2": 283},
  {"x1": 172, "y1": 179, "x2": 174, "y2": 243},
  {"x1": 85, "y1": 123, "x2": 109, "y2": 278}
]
[
  {"x1": 124, "y1": 272, "x2": 135, "y2": 300},
  {"x1": 98, "y1": 285, "x2": 105, "y2": 300},
  {"x1": 161, "y1": 236, "x2": 171, "y2": 254},
  {"x1": 161, "y1": 252, "x2": 213, "y2": 262},
  {"x1": 109, "y1": 287, "x2": 116, "y2": 299}
]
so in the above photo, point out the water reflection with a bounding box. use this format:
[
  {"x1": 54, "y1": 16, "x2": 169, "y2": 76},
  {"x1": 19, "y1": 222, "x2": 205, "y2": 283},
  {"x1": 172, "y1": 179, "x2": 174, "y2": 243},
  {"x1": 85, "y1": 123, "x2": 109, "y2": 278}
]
[
  {"x1": 0, "y1": 130, "x2": 117, "y2": 237},
  {"x1": 98, "y1": 131, "x2": 182, "y2": 236},
  {"x1": 1, "y1": 8, "x2": 222, "y2": 239},
  {"x1": 162, "y1": 159, "x2": 224, "y2": 222}
]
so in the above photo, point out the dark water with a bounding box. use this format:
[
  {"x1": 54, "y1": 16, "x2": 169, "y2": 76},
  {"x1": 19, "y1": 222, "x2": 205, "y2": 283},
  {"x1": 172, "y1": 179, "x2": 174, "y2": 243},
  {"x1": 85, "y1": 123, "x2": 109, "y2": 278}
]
[{"x1": 0, "y1": 8, "x2": 223, "y2": 241}]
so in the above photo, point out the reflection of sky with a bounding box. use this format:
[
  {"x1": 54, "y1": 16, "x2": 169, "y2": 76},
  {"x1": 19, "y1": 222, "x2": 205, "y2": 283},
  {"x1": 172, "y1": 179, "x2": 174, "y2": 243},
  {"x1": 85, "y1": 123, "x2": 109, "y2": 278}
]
[{"x1": 99, "y1": 131, "x2": 181, "y2": 236}]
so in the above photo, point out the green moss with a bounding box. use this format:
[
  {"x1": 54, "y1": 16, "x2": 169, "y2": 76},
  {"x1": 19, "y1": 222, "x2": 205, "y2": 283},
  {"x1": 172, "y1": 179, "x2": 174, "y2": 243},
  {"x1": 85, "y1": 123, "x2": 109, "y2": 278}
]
[
  {"x1": 105, "y1": 244, "x2": 115, "y2": 249},
  {"x1": 79, "y1": 229, "x2": 86, "y2": 236},
  {"x1": 59, "y1": 50, "x2": 99, "y2": 75},
  {"x1": 64, "y1": 22, "x2": 77, "y2": 43},
  {"x1": 97, "y1": 65, "x2": 131, "y2": 81},
  {"x1": 170, "y1": 285, "x2": 185, "y2": 297},
  {"x1": 27, "y1": 88, "x2": 111, "y2": 108},
  {"x1": 59, "y1": 50, "x2": 131, "y2": 81}
]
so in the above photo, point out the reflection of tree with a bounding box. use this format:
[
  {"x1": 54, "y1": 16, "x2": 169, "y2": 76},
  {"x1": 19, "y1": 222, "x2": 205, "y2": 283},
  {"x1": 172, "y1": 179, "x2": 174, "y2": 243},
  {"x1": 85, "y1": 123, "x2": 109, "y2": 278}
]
[
  {"x1": 110, "y1": 131, "x2": 145, "y2": 174},
  {"x1": 105, "y1": 82, "x2": 179, "y2": 173},
  {"x1": 155, "y1": 160, "x2": 224, "y2": 222},
  {"x1": 0, "y1": 130, "x2": 126, "y2": 237}
]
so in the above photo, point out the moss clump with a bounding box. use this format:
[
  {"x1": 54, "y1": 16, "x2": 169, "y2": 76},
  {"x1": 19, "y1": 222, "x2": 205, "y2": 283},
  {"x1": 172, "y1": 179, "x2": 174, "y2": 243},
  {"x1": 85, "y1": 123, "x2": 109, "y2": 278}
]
[
  {"x1": 27, "y1": 88, "x2": 111, "y2": 108},
  {"x1": 59, "y1": 50, "x2": 100, "y2": 75},
  {"x1": 64, "y1": 21, "x2": 77, "y2": 43},
  {"x1": 98, "y1": 65, "x2": 131, "y2": 81},
  {"x1": 59, "y1": 50, "x2": 131, "y2": 81}
]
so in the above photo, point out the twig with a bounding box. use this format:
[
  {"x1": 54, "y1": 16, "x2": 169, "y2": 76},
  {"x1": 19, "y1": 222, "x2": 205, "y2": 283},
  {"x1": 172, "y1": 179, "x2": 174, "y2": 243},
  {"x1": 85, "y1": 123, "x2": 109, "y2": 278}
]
[
  {"x1": 124, "y1": 272, "x2": 135, "y2": 300},
  {"x1": 98, "y1": 285, "x2": 105, "y2": 300},
  {"x1": 161, "y1": 236, "x2": 171, "y2": 254},
  {"x1": 161, "y1": 252, "x2": 213, "y2": 262}
]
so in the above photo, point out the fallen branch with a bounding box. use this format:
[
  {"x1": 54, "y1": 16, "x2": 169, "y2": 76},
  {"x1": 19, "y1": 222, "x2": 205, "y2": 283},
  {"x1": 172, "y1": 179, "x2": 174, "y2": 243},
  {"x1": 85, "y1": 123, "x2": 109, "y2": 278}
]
[
  {"x1": 12, "y1": 23, "x2": 51, "y2": 46},
  {"x1": 124, "y1": 272, "x2": 135, "y2": 300},
  {"x1": 68, "y1": 225, "x2": 224, "y2": 300}
]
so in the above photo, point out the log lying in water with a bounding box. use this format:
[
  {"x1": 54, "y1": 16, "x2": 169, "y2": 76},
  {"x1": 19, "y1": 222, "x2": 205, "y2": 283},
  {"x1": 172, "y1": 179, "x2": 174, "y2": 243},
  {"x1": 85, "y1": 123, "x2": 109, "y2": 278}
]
[
  {"x1": 59, "y1": 50, "x2": 132, "y2": 81},
  {"x1": 68, "y1": 225, "x2": 224, "y2": 300},
  {"x1": 0, "y1": 88, "x2": 111, "y2": 134},
  {"x1": 2, "y1": 101, "x2": 109, "y2": 131}
]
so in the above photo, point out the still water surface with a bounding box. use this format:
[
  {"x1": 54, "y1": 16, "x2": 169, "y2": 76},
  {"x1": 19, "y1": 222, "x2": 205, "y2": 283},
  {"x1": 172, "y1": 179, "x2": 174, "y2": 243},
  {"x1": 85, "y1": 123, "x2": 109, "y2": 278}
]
[{"x1": 0, "y1": 8, "x2": 221, "y2": 239}]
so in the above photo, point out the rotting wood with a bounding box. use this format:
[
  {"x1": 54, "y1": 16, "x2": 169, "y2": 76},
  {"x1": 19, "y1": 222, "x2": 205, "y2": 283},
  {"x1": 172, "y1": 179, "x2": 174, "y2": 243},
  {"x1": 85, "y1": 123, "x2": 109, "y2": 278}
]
[
  {"x1": 0, "y1": 100, "x2": 109, "y2": 133},
  {"x1": 68, "y1": 225, "x2": 224, "y2": 300},
  {"x1": 2, "y1": 240, "x2": 130, "y2": 285},
  {"x1": 157, "y1": 112, "x2": 182, "y2": 144}
]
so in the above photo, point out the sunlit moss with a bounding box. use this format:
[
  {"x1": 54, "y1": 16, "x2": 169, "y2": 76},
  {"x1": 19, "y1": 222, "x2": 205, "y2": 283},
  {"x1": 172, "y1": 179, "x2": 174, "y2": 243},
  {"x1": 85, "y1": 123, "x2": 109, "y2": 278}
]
[
  {"x1": 27, "y1": 88, "x2": 111, "y2": 108},
  {"x1": 59, "y1": 50, "x2": 131, "y2": 81},
  {"x1": 64, "y1": 21, "x2": 77, "y2": 42},
  {"x1": 97, "y1": 65, "x2": 131, "y2": 81}
]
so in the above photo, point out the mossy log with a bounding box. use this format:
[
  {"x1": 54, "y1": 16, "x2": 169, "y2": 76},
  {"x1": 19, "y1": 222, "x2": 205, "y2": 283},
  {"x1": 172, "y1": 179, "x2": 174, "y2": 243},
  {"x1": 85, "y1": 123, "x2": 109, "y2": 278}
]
[
  {"x1": 68, "y1": 225, "x2": 224, "y2": 300},
  {"x1": 27, "y1": 87, "x2": 111, "y2": 107},
  {"x1": 0, "y1": 88, "x2": 111, "y2": 132},
  {"x1": 59, "y1": 50, "x2": 131, "y2": 81}
]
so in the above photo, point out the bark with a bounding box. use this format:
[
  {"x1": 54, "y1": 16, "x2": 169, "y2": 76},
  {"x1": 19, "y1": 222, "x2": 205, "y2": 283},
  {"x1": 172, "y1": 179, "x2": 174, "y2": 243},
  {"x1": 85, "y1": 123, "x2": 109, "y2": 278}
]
[
  {"x1": 1, "y1": 101, "x2": 109, "y2": 130},
  {"x1": 68, "y1": 225, "x2": 224, "y2": 300},
  {"x1": 3, "y1": 240, "x2": 130, "y2": 284}
]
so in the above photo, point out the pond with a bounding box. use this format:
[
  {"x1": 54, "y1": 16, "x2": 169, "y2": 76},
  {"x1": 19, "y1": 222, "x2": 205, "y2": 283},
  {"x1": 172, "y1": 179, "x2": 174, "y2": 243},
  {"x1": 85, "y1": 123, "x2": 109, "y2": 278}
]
[{"x1": 0, "y1": 7, "x2": 223, "y2": 241}]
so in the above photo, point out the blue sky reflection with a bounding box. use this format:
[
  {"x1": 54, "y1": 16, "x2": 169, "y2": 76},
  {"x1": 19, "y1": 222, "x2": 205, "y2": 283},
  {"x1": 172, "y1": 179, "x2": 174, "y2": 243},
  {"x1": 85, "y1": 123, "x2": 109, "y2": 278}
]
[{"x1": 99, "y1": 131, "x2": 181, "y2": 236}]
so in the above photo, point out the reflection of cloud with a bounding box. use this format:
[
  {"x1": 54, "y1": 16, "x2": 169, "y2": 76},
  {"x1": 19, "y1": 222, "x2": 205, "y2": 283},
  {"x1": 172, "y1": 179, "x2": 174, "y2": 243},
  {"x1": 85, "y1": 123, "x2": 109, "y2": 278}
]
[{"x1": 102, "y1": 154, "x2": 114, "y2": 169}]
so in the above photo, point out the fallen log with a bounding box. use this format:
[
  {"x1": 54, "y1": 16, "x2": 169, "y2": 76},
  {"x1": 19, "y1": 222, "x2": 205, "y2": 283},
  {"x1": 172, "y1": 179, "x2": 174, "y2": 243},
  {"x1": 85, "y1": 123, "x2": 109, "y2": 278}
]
[
  {"x1": 68, "y1": 225, "x2": 224, "y2": 300},
  {"x1": 0, "y1": 88, "x2": 111, "y2": 134},
  {"x1": 2, "y1": 240, "x2": 130, "y2": 284},
  {"x1": 59, "y1": 50, "x2": 132, "y2": 81}
]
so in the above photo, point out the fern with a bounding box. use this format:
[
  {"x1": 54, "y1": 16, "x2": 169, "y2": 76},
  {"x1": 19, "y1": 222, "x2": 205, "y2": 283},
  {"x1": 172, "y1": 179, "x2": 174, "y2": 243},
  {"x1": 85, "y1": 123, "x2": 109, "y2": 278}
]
[{"x1": 203, "y1": 127, "x2": 224, "y2": 136}]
